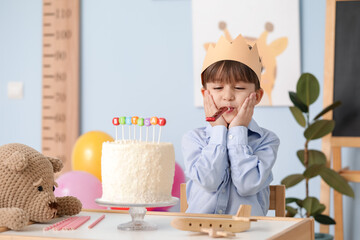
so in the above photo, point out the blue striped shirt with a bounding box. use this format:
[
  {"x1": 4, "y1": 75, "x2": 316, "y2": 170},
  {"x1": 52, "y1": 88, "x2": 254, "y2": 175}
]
[{"x1": 182, "y1": 119, "x2": 280, "y2": 216}]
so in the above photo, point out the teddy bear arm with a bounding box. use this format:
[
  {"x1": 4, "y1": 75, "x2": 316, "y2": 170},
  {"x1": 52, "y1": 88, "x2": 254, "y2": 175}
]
[
  {"x1": 56, "y1": 196, "x2": 82, "y2": 216},
  {"x1": 0, "y1": 207, "x2": 29, "y2": 230}
]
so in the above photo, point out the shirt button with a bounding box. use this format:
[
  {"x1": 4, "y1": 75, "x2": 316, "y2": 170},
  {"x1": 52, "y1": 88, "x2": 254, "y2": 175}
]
[
  {"x1": 218, "y1": 210, "x2": 223, "y2": 214},
  {"x1": 222, "y1": 189, "x2": 226, "y2": 193},
  {"x1": 228, "y1": 135, "x2": 233, "y2": 140}
]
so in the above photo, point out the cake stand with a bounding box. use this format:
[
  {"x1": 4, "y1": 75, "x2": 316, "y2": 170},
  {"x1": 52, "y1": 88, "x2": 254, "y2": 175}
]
[{"x1": 95, "y1": 197, "x2": 178, "y2": 231}]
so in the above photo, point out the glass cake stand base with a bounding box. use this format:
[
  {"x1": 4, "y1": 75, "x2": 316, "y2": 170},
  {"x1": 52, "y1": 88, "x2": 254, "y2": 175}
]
[
  {"x1": 95, "y1": 197, "x2": 178, "y2": 231},
  {"x1": 117, "y1": 207, "x2": 156, "y2": 231}
]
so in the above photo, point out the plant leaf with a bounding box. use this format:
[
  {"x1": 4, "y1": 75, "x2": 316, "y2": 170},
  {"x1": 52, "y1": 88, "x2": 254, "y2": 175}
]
[
  {"x1": 304, "y1": 120, "x2": 335, "y2": 140},
  {"x1": 281, "y1": 174, "x2": 305, "y2": 188},
  {"x1": 312, "y1": 203, "x2": 326, "y2": 216},
  {"x1": 314, "y1": 214, "x2": 336, "y2": 225},
  {"x1": 296, "y1": 73, "x2": 320, "y2": 106},
  {"x1": 297, "y1": 150, "x2": 327, "y2": 166},
  {"x1": 313, "y1": 101, "x2": 342, "y2": 120},
  {"x1": 286, "y1": 198, "x2": 300, "y2": 204},
  {"x1": 295, "y1": 199, "x2": 304, "y2": 208},
  {"x1": 319, "y1": 167, "x2": 355, "y2": 197},
  {"x1": 286, "y1": 205, "x2": 298, "y2": 217},
  {"x1": 303, "y1": 197, "x2": 324, "y2": 216},
  {"x1": 286, "y1": 197, "x2": 304, "y2": 208},
  {"x1": 289, "y1": 92, "x2": 308, "y2": 113},
  {"x1": 303, "y1": 164, "x2": 326, "y2": 179},
  {"x1": 289, "y1": 107, "x2": 306, "y2": 127}
]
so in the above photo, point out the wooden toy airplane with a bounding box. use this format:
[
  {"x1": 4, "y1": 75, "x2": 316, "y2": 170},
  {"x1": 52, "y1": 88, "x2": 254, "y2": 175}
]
[{"x1": 171, "y1": 205, "x2": 256, "y2": 238}]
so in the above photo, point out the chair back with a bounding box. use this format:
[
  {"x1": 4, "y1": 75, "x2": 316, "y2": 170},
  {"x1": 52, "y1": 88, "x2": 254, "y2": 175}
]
[{"x1": 180, "y1": 183, "x2": 286, "y2": 217}]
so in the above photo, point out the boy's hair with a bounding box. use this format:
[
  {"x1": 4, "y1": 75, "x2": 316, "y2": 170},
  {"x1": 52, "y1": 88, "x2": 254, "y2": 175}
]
[{"x1": 201, "y1": 60, "x2": 261, "y2": 90}]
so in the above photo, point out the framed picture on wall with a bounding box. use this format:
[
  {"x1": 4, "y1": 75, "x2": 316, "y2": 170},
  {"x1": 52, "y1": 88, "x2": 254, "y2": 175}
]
[{"x1": 192, "y1": 0, "x2": 301, "y2": 107}]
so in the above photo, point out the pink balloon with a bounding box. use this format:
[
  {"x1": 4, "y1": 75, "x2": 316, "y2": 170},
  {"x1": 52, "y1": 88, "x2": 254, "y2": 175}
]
[
  {"x1": 55, "y1": 171, "x2": 105, "y2": 209},
  {"x1": 172, "y1": 162, "x2": 186, "y2": 198},
  {"x1": 150, "y1": 162, "x2": 186, "y2": 212}
]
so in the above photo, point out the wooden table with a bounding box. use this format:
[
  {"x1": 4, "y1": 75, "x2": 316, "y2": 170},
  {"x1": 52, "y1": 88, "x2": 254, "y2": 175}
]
[{"x1": 0, "y1": 209, "x2": 314, "y2": 240}]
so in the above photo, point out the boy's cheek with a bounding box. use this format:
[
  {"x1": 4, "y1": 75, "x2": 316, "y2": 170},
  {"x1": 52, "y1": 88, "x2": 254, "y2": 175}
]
[{"x1": 238, "y1": 98, "x2": 246, "y2": 107}]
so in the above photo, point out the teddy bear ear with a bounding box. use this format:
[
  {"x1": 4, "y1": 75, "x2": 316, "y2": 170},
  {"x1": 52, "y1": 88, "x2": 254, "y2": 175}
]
[
  {"x1": 3, "y1": 150, "x2": 28, "y2": 172},
  {"x1": 47, "y1": 157, "x2": 63, "y2": 173}
]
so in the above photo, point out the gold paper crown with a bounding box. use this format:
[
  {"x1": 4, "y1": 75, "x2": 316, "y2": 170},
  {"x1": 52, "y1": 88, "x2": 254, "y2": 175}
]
[{"x1": 201, "y1": 34, "x2": 262, "y2": 81}]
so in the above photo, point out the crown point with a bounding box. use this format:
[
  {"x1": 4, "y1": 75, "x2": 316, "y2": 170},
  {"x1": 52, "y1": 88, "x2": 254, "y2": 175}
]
[
  {"x1": 252, "y1": 43, "x2": 259, "y2": 51},
  {"x1": 218, "y1": 35, "x2": 228, "y2": 44}
]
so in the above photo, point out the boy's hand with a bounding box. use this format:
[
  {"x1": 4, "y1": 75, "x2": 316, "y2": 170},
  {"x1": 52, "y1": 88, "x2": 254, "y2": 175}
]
[
  {"x1": 229, "y1": 92, "x2": 256, "y2": 128},
  {"x1": 203, "y1": 90, "x2": 227, "y2": 127}
]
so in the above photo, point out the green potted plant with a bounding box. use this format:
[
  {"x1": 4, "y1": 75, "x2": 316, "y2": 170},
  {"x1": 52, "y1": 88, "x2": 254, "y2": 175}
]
[{"x1": 281, "y1": 73, "x2": 354, "y2": 240}]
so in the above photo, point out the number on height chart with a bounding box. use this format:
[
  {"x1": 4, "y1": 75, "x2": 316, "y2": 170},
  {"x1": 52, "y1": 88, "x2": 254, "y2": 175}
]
[
  {"x1": 55, "y1": 72, "x2": 67, "y2": 82},
  {"x1": 55, "y1": 133, "x2": 66, "y2": 143},
  {"x1": 54, "y1": 51, "x2": 67, "y2": 61},
  {"x1": 55, "y1": 92, "x2": 66, "y2": 102},
  {"x1": 54, "y1": 114, "x2": 66, "y2": 123},
  {"x1": 56, "y1": 8, "x2": 72, "y2": 19},
  {"x1": 56, "y1": 30, "x2": 72, "y2": 40}
]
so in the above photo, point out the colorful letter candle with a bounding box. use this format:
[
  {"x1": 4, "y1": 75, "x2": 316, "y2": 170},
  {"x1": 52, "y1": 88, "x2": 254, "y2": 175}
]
[
  {"x1": 158, "y1": 118, "x2": 166, "y2": 143},
  {"x1": 126, "y1": 117, "x2": 132, "y2": 139},
  {"x1": 138, "y1": 118, "x2": 144, "y2": 141},
  {"x1": 131, "y1": 116, "x2": 139, "y2": 140},
  {"x1": 120, "y1": 116, "x2": 126, "y2": 141},
  {"x1": 112, "y1": 117, "x2": 120, "y2": 141},
  {"x1": 144, "y1": 118, "x2": 151, "y2": 142},
  {"x1": 110, "y1": 115, "x2": 167, "y2": 143},
  {"x1": 150, "y1": 117, "x2": 158, "y2": 143}
]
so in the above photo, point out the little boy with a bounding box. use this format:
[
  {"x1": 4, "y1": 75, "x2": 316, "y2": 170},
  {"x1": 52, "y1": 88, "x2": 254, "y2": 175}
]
[{"x1": 182, "y1": 35, "x2": 280, "y2": 216}]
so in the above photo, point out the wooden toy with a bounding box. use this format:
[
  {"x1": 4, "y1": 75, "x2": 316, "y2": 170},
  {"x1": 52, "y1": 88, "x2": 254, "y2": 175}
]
[{"x1": 171, "y1": 205, "x2": 256, "y2": 238}]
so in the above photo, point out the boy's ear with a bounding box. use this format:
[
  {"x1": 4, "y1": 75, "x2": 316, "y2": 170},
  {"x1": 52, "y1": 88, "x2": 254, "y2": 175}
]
[
  {"x1": 201, "y1": 88, "x2": 206, "y2": 97},
  {"x1": 255, "y1": 88, "x2": 264, "y2": 105}
]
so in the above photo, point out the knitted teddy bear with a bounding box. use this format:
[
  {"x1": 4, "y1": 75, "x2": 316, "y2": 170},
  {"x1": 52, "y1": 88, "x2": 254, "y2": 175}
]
[{"x1": 0, "y1": 143, "x2": 82, "y2": 230}]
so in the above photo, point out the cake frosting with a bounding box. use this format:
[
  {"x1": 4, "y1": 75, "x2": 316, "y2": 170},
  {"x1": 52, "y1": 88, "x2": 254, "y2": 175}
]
[{"x1": 100, "y1": 140, "x2": 175, "y2": 203}]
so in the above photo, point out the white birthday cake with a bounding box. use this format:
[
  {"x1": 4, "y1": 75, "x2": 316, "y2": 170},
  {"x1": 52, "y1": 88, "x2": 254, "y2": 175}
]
[{"x1": 100, "y1": 140, "x2": 175, "y2": 203}]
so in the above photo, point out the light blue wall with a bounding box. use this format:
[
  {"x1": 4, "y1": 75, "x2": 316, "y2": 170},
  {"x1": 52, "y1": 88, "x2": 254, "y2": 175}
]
[
  {"x1": 1, "y1": 0, "x2": 359, "y2": 237},
  {"x1": 0, "y1": 0, "x2": 42, "y2": 148}
]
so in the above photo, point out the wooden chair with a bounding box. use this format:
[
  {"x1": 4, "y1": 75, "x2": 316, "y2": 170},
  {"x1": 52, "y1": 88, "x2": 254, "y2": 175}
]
[{"x1": 180, "y1": 183, "x2": 286, "y2": 217}]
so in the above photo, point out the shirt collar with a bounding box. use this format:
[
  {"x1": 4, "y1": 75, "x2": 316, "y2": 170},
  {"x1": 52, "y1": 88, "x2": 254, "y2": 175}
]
[
  {"x1": 205, "y1": 119, "x2": 264, "y2": 139},
  {"x1": 248, "y1": 119, "x2": 264, "y2": 137}
]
